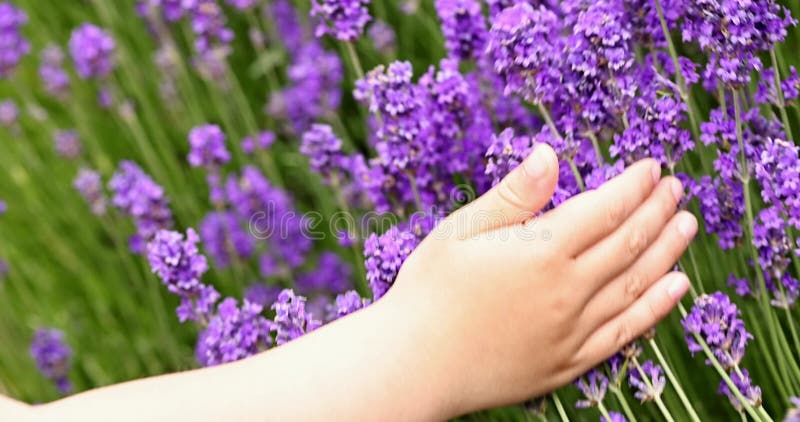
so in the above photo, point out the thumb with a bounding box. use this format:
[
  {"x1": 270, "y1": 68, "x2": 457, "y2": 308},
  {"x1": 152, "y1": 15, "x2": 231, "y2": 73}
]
[{"x1": 451, "y1": 143, "x2": 559, "y2": 238}]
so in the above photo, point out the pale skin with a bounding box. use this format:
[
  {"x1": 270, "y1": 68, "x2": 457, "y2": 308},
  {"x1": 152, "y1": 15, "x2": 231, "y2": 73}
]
[{"x1": 0, "y1": 144, "x2": 696, "y2": 421}]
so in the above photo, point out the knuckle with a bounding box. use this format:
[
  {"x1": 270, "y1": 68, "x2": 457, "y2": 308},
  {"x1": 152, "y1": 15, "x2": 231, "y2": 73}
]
[
  {"x1": 626, "y1": 227, "x2": 648, "y2": 257},
  {"x1": 615, "y1": 322, "x2": 634, "y2": 350},
  {"x1": 496, "y1": 177, "x2": 528, "y2": 211},
  {"x1": 605, "y1": 200, "x2": 627, "y2": 230},
  {"x1": 624, "y1": 271, "x2": 648, "y2": 301}
]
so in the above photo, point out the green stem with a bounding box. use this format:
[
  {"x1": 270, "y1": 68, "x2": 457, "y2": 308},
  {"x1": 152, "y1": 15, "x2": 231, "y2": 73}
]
[
  {"x1": 647, "y1": 339, "x2": 702, "y2": 422},
  {"x1": 331, "y1": 176, "x2": 368, "y2": 296},
  {"x1": 610, "y1": 387, "x2": 638, "y2": 422},
  {"x1": 770, "y1": 49, "x2": 795, "y2": 143},
  {"x1": 551, "y1": 392, "x2": 569, "y2": 422},
  {"x1": 632, "y1": 357, "x2": 675, "y2": 422},
  {"x1": 597, "y1": 400, "x2": 613, "y2": 422},
  {"x1": 537, "y1": 104, "x2": 586, "y2": 191}
]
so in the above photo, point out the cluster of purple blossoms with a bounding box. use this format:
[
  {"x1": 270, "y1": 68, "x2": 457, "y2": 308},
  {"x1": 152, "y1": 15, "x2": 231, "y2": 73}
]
[
  {"x1": 29, "y1": 328, "x2": 72, "y2": 394},
  {"x1": 199, "y1": 211, "x2": 254, "y2": 268},
  {"x1": 363, "y1": 225, "x2": 419, "y2": 300},
  {"x1": 0, "y1": 99, "x2": 17, "y2": 127},
  {"x1": 69, "y1": 24, "x2": 115, "y2": 80},
  {"x1": 0, "y1": 2, "x2": 30, "y2": 78},
  {"x1": 53, "y1": 130, "x2": 82, "y2": 159},
  {"x1": 244, "y1": 283, "x2": 282, "y2": 308},
  {"x1": 300, "y1": 124, "x2": 345, "y2": 182},
  {"x1": 575, "y1": 369, "x2": 609, "y2": 409},
  {"x1": 310, "y1": 0, "x2": 371, "y2": 41},
  {"x1": 147, "y1": 228, "x2": 220, "y2": 322},
  {"x1": 135, "y1": 0, "x2": 184, "y2": 23},
  {"x1": 187, "y1": 124, "x2": 231, "y2": 169},
  {"x1": 485, "y1": 128, "x2": 533, "y2": 186},
  {"x1": 628, "y1": 360, "x2": 665, "y2": 403},
  {"x1": 682, "y1": 292, "x2": 752, "y2": 370},
  {"x1": 241, "y1": 131, "x2": 275, "y2": 155},
  {"x1": 269, "y1": 0, "x2": 307, "y2": 52},
  {"x1": 435, "y1": 0, "x2": 487, "y2": 61},
  {"x1": 719, "y1": 369, "x2": 763, "y2": 413},
  {"x1": 367, "y1": 20, "x2": 396, "y2": 55},
  {"x1": 753, "y1": 207, "x2": 799, "y2": 308},
  {"x1": 74, "y1": 168, "x2": 107, "y2": 216},
  {"x1": 271, "y1": 289, "x2": 321, "y2": 346},
  {"x1": 109, "y1": 161, "x2": 174, "y2": 252},
  {"x1": 296, "y1": 252, "x2": 353, "y2": 297},
  {"x1": 270, "y1": 42, "x2": 342, "y2": 134},
  {"x1": 694, "y1": 175, "x2": 744, "y2": 250},
  {"x1": 601, "y1": 412, "x2": 628, "y2": 422},
  {"x1": 485, "y1": 3, "x2": 563, "y2": 106},
  {"x1": 330, "y1": 290, "x2": 370, "y2": 320},
  {"x1": 682, "y1": 0, "x2": 795, "y2": 88},
  {"x1": 38, "y1": 45, "x2": 70, "y2": 100},
  {"x1": 756, "y1": 67, "x2": 800, "y2": 107},
  {"x1": 755, "y1": 138, "x2": 800, "y2": 229},
  {"x1": 182, "y1": 0, "x2": 233, "y2": 79},
  {"x1": 196, "y1": 298, "x2": 272, "y2": 367}
]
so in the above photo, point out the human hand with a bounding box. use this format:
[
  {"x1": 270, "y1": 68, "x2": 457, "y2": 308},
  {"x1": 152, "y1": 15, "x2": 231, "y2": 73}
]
[{"x1": 382, "y1": 144, "x2": 697, "y2": 417}]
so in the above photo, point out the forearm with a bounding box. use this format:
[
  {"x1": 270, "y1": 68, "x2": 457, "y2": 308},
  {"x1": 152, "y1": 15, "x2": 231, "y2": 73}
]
[
  {"x1": 0, "y1": 395, "x2": 32, "y2": 421},
  {"x1": 33, "y1": 294, "x2": 458, "y2": 421}
]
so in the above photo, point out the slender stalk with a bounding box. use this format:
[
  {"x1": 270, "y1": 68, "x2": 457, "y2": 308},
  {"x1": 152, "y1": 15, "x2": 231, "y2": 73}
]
[
  {"x1": 405, "y1": 171, "x2": 425, "y2": 211},
  {"x1": 769, "y1": 49, "x2": 795, "y2": 143},
  {"x1": 551, "y1": 392, "x2": 569, "y2": 422},
  {"x1": 610, "y1": 387, "x2": 638, "y2": 422},
  {"x1": 537, "y1": 104, "x2": 586, "y2": 191},
  {"x1": 597, "y1": 400, "x2": 613, "y2": 422},
  {"x1": 647, "y1": 339, "x2": 702, "y2": 422},
  {"x1": 678, "y1": 303, "x2": 764, "y2": 422},
  {"x1": 632, "y1": 357, "x2": 676, "y2": 422},
  {"x1": 331, "y1": 175, "x2": 368, "y2": 296},
  {"x1": 344, "y1": 41, "x2": 384, "y2": 128},
  {"x1": 586, "y1": 129, "x2": 605, "y2": 165}
]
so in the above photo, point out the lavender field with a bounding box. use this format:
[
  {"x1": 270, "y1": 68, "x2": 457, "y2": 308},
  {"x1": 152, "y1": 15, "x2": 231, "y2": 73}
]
[{"x1": 1, "y1": 0, "x2": 800, "y2": 420}]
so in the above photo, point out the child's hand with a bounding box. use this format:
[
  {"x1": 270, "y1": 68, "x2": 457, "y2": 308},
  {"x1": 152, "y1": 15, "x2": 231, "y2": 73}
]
[{"x1": 384, "y1": 144, "x2": 696, "y2": 416}]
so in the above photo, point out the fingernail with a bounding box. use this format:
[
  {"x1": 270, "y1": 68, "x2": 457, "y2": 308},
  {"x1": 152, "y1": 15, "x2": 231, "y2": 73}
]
[
  {"x1": 671, "y1": 178, "x2": 684, "y2": 202},
  {"x1": 667, "y1": 274, "x2": 690, "y2": 300},
  {"x1": 677, "y1": 213, "x2": 697, "y2": 240},
  {"x1": 651, "y1": 162, "x2": 661, "y2": 185},
  {"x1": 525, "y1": 144, "x2": 548, "y2": 179}
]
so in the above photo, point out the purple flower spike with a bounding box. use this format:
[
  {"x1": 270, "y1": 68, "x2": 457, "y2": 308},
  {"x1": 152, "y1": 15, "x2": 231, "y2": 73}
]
[
  {"x1": 296, "y1": 252, "x2": 353, "y2": 296},
  {"x1": 0, "y1": 2, "x2": 30, "y2": 78},
  {"x1": 109, "y1": 161, "x2": 173, "y2": 245},
  {"x1": 330, "y1": 290, "x2": 370, "y2": 321},
  {"x1": 0, "y1": 99, "x2": 18, "y2": 127},
  {"x1": 39, "y1": 45, "x2": 70, "y2": 99},
  {"x1": 300, "y1": 124, "x2": 344, "y2": 181},
  {"x1": 199, "y1": 211, "x2": 254, "y2": 268},
  {"x1": 628, "y1": 360, "x2": 666, "y2": 403},
  {"x1": 241, "y1": 131, "x2": 275, "y2": 155},
  {"x1": 310, "y1": 0, "x2": 371, "y2": 41},
  {"x1": 485, "y1": 128, "x2": 533, "y2": 187},
  {"x1": 435, "y1": 0, "x2": 487, "y2": 61},
  {"x1": 575, "y1": 368, "x2": 608, "y2": 408},
  {"x1": 244, "y1": 283, "x2": 282, "y2": 308},
  {"x1": 53, "y1": 130, "x2": 82, "y2": 159},
  {"x1": 74, "y1": 168, "x2": 107, "y2": 216},
  {"x1": 69, "y1": 23, "x2": 115, "y2": 79},
  {"x1": 719, "y1": 369, "x2": 762, "y2": 413},
  {"x1": 363, "y1": 226, "x2": 419, "y2": 300},
  {"x1": 486, "y1": 3, "x2": 563, "y2": 105},
  {"x1": 682, "y1": 292, "x2": 752, "y2": 370},
  {"x1": 602, "y1": 412, "x2": 627, "y2": 422},
  {"x1": 30, "y1": 328, "x2": 72, "y2": 394},
  {"x1": 271, "y1": 289, "x2": 321, "y2": 346},
  {"x1": 188, "y1": 124, "x2": 231, "y2": 169},
  {"x1": 196, "y1": 298, "x2": 272, "y2": 367}
]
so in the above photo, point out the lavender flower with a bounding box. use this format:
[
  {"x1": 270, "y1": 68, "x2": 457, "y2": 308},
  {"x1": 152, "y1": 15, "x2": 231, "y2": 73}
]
[
  {"x1": 310, "y1": 0, "x2": 371, "y2": 41},
  {"x1": 601, "y1": 412, "x2": 628, "y2": 422},
  {"x1": 435, "y1": 0, "x2": 487, "y2": 61},
  {"x1": 682, "y1": 0, "x2": 795, "y2": 88},
  {"x1": 136, "y1": 0, "x2": 184, "y2": 22},
  {"x1": 53, "y1": 130, "x2": 81, "y2": 159},
  {"x1": 30, "y1": 328, "x2": 72, "y2": 394},
  {"x1": 300, "y1": 124, "x2": 344, "y2": 181},
  {"x1": 241, "y1": 131, "x2": 275, "y2": 155},
  {"x1": 756, "y1": 67, "x2": 800, "y2": 106},
  {"x1": 628, "y1": 360, "x2": 665, "y2": 403},
  {"x1": 330, "y1": 290, "x2": 370, "y2": 320},
  {"x1": 786, "y1": 397, "x2": 800, "y2": 421},
  {"x1": 109, "y1": 161, "x2": 173, "y2": 250},
  {"x1": 74, "y1": 168, "x2": 107, "y2": 216},
  {"x1": 196, "y1": 298, "x2": 272, "y2": 367},
  {"x1": 69, "y1": 24, "x2": 115, "y2": 80},
  {"x1": 296, "y1": 252, "x2": 353, "y2": 296},
  {"x1": 269, "y1": 0, "x2": 306, "y2": 52},
  {"x1": 695, "y1": 176, "x2": 744, "y2": 250},
  {"x1": 39, "y1": 45, "x2": 70, "y2": 99},
  {"x1": 244, "y1": 283, "x2": 282, "y2": 308},
  {"x1": 0, "y1": 199, "x2": 5, "y2": 215},
  {"x1": 485, "y1": 3, "x2": 563, "y2": 105},
  {"x1": 199, "y1": 211, "x2": 254, "y2": 268},
  {"x1": 271, "y1": 289, "x2": 321, "y2": 345},
  {"x1": 755, "y1": 139, "x2": 800, "y2": 229},
  {"x1": 183, "y1": 0, "x2": 234, "y2": 54},
  {"x1": 719, "y1": 369, "x2": 762, "y2": 413},
  {"x1": 682, "y1": 292, "x2": 752, "y2": 370},
  {"x1": 575, "y1": 369, "x2": 609, "y2": 408},
  {"x1": 0, "y1": 2, "x2": 30, "y2": 78},
  {"x1": 146, "y1": 228, "x2": 219, "y2": 322},
  {"x1": 367, "y1": 20, "x2": 396, "y2": 55},
  {"x1": 364, "y1": 226, "x2": 419, "y2": 300},
  {"x1": 188, "y1": 124, "x2": 231, "y2": 169},
  {"x1": 0, "y1": 99, "x2": 17, "y2": 127},
  {"x1": 485, "y1": 128, "x2": 533, "y2": 186}
]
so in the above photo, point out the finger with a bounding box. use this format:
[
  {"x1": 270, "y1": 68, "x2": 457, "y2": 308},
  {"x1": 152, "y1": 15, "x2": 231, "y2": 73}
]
[
  {"x1": 541, "y1": 159, "x2": 661, "y2": 256},
  {"x1": 579, "y1": 211, "x2": 697, "y2": 329},
  {"x1": 449, "y1": 143, "x2": 558, "y2": 238},
  {"x1": 575, "y1": 177, "x2": 684, "y2": 294},
  {"x1": 575, "y1": 272, "x2": 690, "y2": 366}
]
